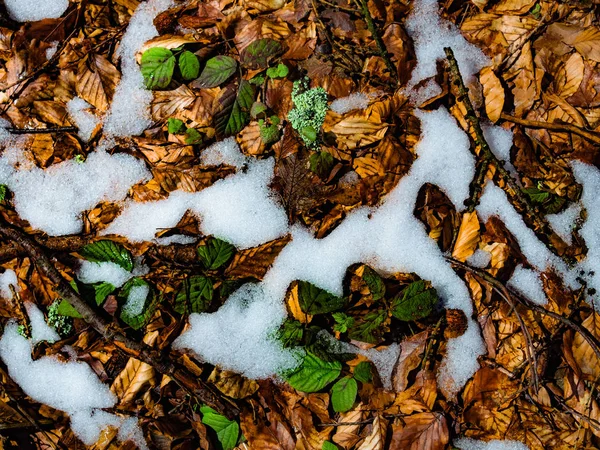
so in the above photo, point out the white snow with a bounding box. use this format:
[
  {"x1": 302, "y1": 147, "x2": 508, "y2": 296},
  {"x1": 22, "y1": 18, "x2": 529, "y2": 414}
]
[
  {"x1": 77, "y1": 260, "x2": 148, "y2": 288},
  {"x1": 200, "y1": 137, "x2": 247, "y2": 169},
  {"x1": 103, "y1": 0, "x2": 174, "y2": 137},
  {"x1": 507, "y1": 265, "x2": 547, "y2": 305},
  {"x1": 67, "y1": 97, "x2": 100, "y2": 142},
  {"x1": 0, "y1": 323, "x2": 147, "y2": 448},
  {"x1": 405, "y1": 0, "x2": 488, "y2": 99},
  {"x1": 175, "y1": 108, "x2": 485, "y2": 395},
  {"x1": 0, "y1": 150, "x2": 150, "y2": 236},
  {"x1": 467, "y1": 249, "x2": 491, "y2": 268},
  {"x1": 4, "y1": 0, "x2": 69, "y2": 22},
  {"x1": 455, "y1": 438, "x2": 530, "y2": 450},
  {"x1": 25, "y1": 303, "x2": 60, "y2": 344},
  {"x1": 45, "y1": 41, "x2": 59, "y2": 60},
  {"x1": 122, "y1": 284, "x2": 149, "y2": 316},
  {"x1": 0, "y1": 269, "x2": 19, "y2": 299},
  {"x1": 330, "y1": 93, "x2": 370, "y2": 114},
  {"x1": 547, "y1": 203, "x2": 580, "y2": 246},
  {"x1": 105, "y1": 158, "x2": 289, "y2": 249}
]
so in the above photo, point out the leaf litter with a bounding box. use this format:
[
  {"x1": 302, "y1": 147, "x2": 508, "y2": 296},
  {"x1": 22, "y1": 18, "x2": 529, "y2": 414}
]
[{"x1": 0, "y1": 0, "x2": 599, "y2": 449}]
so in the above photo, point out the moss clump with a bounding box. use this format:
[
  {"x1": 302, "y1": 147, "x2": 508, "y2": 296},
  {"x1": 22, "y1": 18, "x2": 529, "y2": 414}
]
[
  {"x1": 47, "y1": 300, "x2": 73, "y2": 337},
  {"x1": 287, "y1": 78, "x2": 328, "y2": 148}
]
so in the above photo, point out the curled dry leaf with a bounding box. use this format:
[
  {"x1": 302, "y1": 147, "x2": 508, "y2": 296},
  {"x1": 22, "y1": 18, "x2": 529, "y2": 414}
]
[
  {"x1": 389, "y1": 412, "x2": 449, "y2": 450},
  {"x1": 480, "y1": 67, "x2": 505, "y2": 123},
  {"x1": 208, "y1": 367, "x2": 259, "y2": 399},
  {"x1": 452, "y1": 211, "x2": 481, "y2": 262},
  {"x1": 356, "y1": 414, "x2": 387, "y2": 450},
  {"x1": 571, "y1": 312, "x2": 600, "y2": 381}
]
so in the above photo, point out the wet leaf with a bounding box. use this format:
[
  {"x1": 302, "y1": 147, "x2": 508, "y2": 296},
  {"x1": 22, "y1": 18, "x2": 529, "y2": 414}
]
[
  {"x1": 194, "y1": 56, "x2": 238, "y2": 88},
  {"x1": 214, "y1": 80, "x2": 255, "y2": 137},
  {"x1": 140, "y1": 47, "x2": 175, "y2": 89}
]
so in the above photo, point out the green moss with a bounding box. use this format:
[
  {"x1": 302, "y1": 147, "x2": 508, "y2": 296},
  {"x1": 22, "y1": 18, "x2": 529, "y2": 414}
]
[
  {"x1": 47, "y1": 300, "x2": 73, "y2": 337},
  {"x1": 287, "y1": 78, "x2": 328, "y2": 148}
]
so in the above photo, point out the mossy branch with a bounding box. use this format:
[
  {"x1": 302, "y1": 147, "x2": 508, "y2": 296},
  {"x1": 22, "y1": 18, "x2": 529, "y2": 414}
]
[
  {"x1": 443, "y1": 47, "x2": 568, "y2": 256},
  {"x1": 357, "y1": 0, "x2": 397, "y2": 81}
]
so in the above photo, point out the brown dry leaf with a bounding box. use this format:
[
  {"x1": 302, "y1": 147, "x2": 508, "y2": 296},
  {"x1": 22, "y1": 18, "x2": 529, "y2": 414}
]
[
  {"x1": 493, "y1": 0, "x2": 536, "y2": 14},
  {"x1": 571, "y1": 312, "x2": 600, "y2": 381},
  {"x1": 392, "y1": 330, "x2": 428, "y2": 392},
  {"x1": 151, "y1": 84, "x2": 196, "y2": 121},
  {"x1": 353, "y1": 156, "x2": 385, "y2": 178},
  {"x1": 238, "y1": 121, "x2": 266, "y2": 156},
  {"x1": 556, "y1": 52, "x2": 584, "y2": 98},
  {"x1": 76, "y1": 54, "x2": 120, "y2": 112},
  {"x1": 207, "y1": 367, "x2": 259, "y2": 399},
  {"x1": 356, "y1": 414, "x2": 387, "y2": 450},
  {"x1": 323, "y1": 108, "x2": 388, "y2": 151},
  {"x1": 110, "y1": 357, "x2": 156, "y2": 407},
  {"x1": 572, "y1": 27, "x2": 600, "y2": 62},
  {"x1": 240, "y1": 408, "x2": 295, "y2": 450},
  {"x1": 225, "y1": 236, "x2": 291, "y2": 279},
  {"x1": 244, "y1": 0, "x2": 286, "y2": 13},
  {"x1": 333, "y1": 405, "x2": 364, "y2": 449},
  {"x1": 480, "y1": 67, "x2": 505, "y2": 123},
  {"x1": 286, "y1": 283, "x2": 312, "y2": 324},
  {"x1": 452, "y1": 211, "x2": 481, "y2": 261},
  {"x1": 390, "y1": 412, "x2": 449, "y2": 450}
]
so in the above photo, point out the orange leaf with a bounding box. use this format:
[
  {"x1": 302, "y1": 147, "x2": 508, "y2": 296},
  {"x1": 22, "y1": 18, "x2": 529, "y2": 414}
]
[
  {"x1": 452, "y1": 212, "x2": 481, "y2": 262},
  {"x1": 480, "y1": 67, "x2": 505, "y2": 123},
  {"x1": 390, "y1": 412, "x2": 449, "y2": 450}
]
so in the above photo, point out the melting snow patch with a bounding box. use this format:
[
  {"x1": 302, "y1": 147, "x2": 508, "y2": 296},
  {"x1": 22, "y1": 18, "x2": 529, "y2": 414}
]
[
  {"x1": 67, "y1": 97, "x2": 100, "y2": 142},
  {"x1": 104, "y1": 0, "x2": 174, "y2": 137},
  {"x1": 0, "y1": 323, "x2": 147, "y2": 448},
  {"x1": 405, "y1": 0, "x2": 488, "y2": 99},
  {"x1": 508, "y1": 265, "x2": 547, "y2": 305},
  {"x1": 330, "y1": 93, "x2": 370, "y2": 114},
  {"x1": 123, "y1": 284, "x2": 149, "y2": 316},
  {"x1": 547, "y1": 203, "x2": 580, "y2": 246},
  {"x1": 455, "y1": 438, "x2": 530, "y2": 450},
  {"x1": 25, "y1": 303, "x2": 60, "y2": 344},
  {"x1": 200, "y1": 137, "x2": 247, "y2": 169},
  {"x1": 467, "y1": 249, "x2": 492, "y2": 268},
  {"x1": 0, "y1": 269, "x2": 19, "y2": 299},
  {"x1": 4, "y1": 0, "x2": 69, "y2": 22},
  {"x1": 0, "y1": 150, "x2": 150, "y2": 236}
]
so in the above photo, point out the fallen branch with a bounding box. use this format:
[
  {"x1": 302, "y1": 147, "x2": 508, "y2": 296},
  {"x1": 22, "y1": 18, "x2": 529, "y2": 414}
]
[
  {"x1": 444, "y1": 47, "x2": 568, "y2": 256},
  {"x1": 7, "y1": 127, "x2": 78, "y2": 135},
  {"x1": 447, "y1": 257, "x2": 600, "y2": 363},
  {"x1": 501, "y1": 113, "x2": 600, "y2": 145},
  {"x1": 0, "y1": 220, "x2": 238, "y2": 418}
]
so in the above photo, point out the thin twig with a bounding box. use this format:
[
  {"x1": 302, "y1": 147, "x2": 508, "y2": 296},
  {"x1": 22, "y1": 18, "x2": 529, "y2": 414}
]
[
  {"x1": 8, "y1": 127, "x2": 78, "y2": 135},
  {"x1": 0, "y1": 220, "x2": 238, "y2": 418},
  {"x1": 501, "y1": 113, "x2": 600, "y2": 145}
]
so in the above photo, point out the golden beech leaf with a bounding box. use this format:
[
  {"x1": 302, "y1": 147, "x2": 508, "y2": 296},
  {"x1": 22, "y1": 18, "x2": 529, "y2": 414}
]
[
  {"x1": 225, "y1": 236, "x2": 291, "y2": 280},
  {"x1": 333, "y1": 405, "x2": 364, "y2": 449},
  {"x1": 238, "y1": 121, "x2": 266, "y2": 156},
  {"x1": 557, "y1": 53, "x2": 584, "y2": 99},
  {"x1": 452, "y1": 212, "x2": 481, "y2": 262},
  {"x1": 571, "y1": 313, "x2": 600, "y2": 381},
  {"x1": 353, "y1": 156, "x2": 385, "y2": 178},
  {"x1": 572, "y1": 27, "x2": 600, "y2": 63},
  {"x1": 110, "y1": 358, "x2": 156, "y2": 407},
  {"x1": 492, "y1": 0, "x2": 535, "y2": 14},
  {"x1": 480, "y1": 67, "x2": 505, "y2": 123},
  {"x1": 390, "y1": 412, "x2": 449, "y2": 450},
  {"x1": 392, "y1": 331, "x2": 429, "y2": 393},
  {"x1": 287, "y1": 283, "x2": 312, "y2": 324},
  {"x1": 207, "y1": 367, "x2": 259, "y2": 399},
  {"x1": 357, "y1": 414, "x2": 388, "y2": 450},
  {"x1": 244, "y1": 0, "x2": 286, "y2": 13}
]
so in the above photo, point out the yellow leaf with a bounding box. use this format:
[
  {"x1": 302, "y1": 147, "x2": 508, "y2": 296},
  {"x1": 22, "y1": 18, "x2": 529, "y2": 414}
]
[
  {"x1": 572, "y1": 313, "x2": 600, "y2": 381},
  {"x1": 207, "y1": 367, "x2": 259, "y2": 399},
  {"x1": 110, "y1": 358, "x2": 156, "y2": 407},
  {"x1": 353, "y1": 156, "x2": 385, "y2": 178},
  {"x1": 287, "y1": 283, "x2": 312, "y2": 323},
  {"x1": 452, "y1": 212, "x2": 481, "y2": 261},
  {"x1": 557, "y1": 53, "x2": 584, "y2": 98},
  {"x1": 357, "y1": 414, "x2": 387, "y2": 450},
  {"x1": 572, "y1": 27, "x2": 600, "y2": 62},
  {"x1": 480, "y1": 67, "x2": 505, "y2": 123}
]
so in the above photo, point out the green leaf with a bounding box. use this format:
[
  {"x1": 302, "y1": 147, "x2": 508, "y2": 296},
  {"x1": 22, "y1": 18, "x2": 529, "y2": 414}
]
[
  {"x1": 200, "y1": 406, "x2": 240, "y2": 450},
  {"x1": 391, "y1": 280, "x2": 438, "y2": 322},
  {"x1": 185, "y1": 127, "x2": 202, "y2": 144},
  {"x1": 348, "y1": 309, "x2": 387, "y2": 344},
  {"x1": 298, "y1": 281, "x2": 345, "y2": 315},
  {"x1": 0, "y1": 185, "x2": 7, "y2": 201},
  {"x1": 277, "y1": 319, "x2": 304, "y2": 348},
  {"x1": 250, "y1": 101, "x2": 267, "y2": 119},
  {"x1": 362, "y1": 266, "x2": 385, "y2": 302},
  {"x1": 353, "y1": 361, "x2": 372, "y2": 383},
  {"x1": 195, "y1": 56, "x2": 237, "y2": 88},
  {"x1": 197, "y1": 238, "x2": 235, "y2": 270},
  {"x1": 332, "y1": 312, "x2": 354, "y2": 333},
  {"x1": 56, "y1": 299, "x2": 82, "y2": 318},
  {"x1": 175, "y1": 275, "x2": 213, "y2": 315},
  {"x1": 214, "y1": 80, "x2": 255, "y2": 137},
  {"x1": 323, "y1": 442, "x2": 339, "y2": 450},
  {"x1": 249, "y1": 75, "x2": 265, "y2": 86},
  {"x1": 544, "y1": 195, "x2": 566, "y2": 214},
  {"x1": 240, "y1": 38, "x2": 282, "y2": 69},
  {"x1": 302, "y1": 126, "x2": 318, "y2": 144},
  {"x1": 522, "y1": 187, "x2": 550, "y2": 203},
  {"x1": 79, "y1": 240, "x2": 133, "y2": 272},
  {"x1": 266, "y1": 63, "x2": 289, "y2": 79},
  {"x1": 94, "y1": 282, "x2": 115, "y2": 306},
  {"x1": 119, "y1": 278, "x2": 155, "y2": 330},
  {"x1": 286, "y1": 352, "x2": 342, "y2": 392},
  {"x1": 331, "y1": 377, "x2": 357, "y2": 412},
  {"x1": 309, "y1": 151, "x2": 334, "y2": 178},
  {"x1": 167, "y1": 118, "x2": 185, "y2": 134},
  {"x1": 140, "y1": 47, "x2": 175, "y2": 89},
  {"x1": 178, "y1": 50, "x2": 200, "y2": 80}
]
